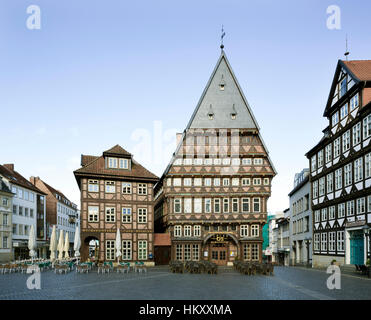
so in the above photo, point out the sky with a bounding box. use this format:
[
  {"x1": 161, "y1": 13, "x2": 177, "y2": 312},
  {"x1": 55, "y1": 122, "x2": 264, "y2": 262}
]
[{"x1": 1, "y1": 0, "x2": 371, "y2": 213}]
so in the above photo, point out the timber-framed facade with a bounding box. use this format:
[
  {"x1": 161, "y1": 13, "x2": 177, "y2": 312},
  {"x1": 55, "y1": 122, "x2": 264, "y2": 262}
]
[
  {"x1": 74, "y1": 145, "x2": 158, "y2": 264},
  {"x1": 154, "y1": 49, "x2": 276, "y2": 265}
]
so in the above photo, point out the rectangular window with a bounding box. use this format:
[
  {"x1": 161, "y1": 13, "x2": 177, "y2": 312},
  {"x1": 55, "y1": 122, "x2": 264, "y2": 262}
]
[
  {"x1": 194, "y1": 198, "x2": 202, "y2": 213},
  {"x1": 205, "y1": 198, "x2": 211, "y2": 213},
  {"x1": 340, "y1": 103, "x2": 348, "y2": 119},
  {"x1": 192, "y1": 244, "x2": 199, "y2": 261},
  {"x1": 263, "y1": 178, "x2": 270, "y2": 185},
  {"x1": 213, "y1": 178, "x2": 221, "y2": 186},
  {"x1": 338, "y1": 203, "x2": 345, "y2": 218},
  {"x1": 122, "y1": 241, "x2": 132, "y2": 260},
  {"x1": 356, "y1": 198, "x2": 365, "y2": 214},
  {"x1": 138, "y1": 183, "x2": 147, "y2": 195},
  {"x1": 105, "y1": 207, "x2": 115, "y2": 222},
  {"x1": 344, "y1": 163, "x2": 352, "y2": 186},
  {"x1": 204, "y1": 178, "x2": 211, "y2": 186},
  {"x1": 122, "y1": 207, "x2": 132, "y2": 223},
  {"x1": 251, "y1": 225, "x2": 259, "y2": 237},
  {"x1": 240, "y1": 225, "x2": 249, "y2": 237},
  {"x1": 332, "y1": 112, "x2": 339, "y2": 127},
  {"x1": 253, "y1": 198, "x2": 260, "y2": 212},
  {"x1": 122, "y1": 182, "x2": 132, "y2": 194},
  {"x1": 184, "y1": 225, "x2": 192, "y2": 237},
  {"x1": 174, "y1": 225, "x2": 182, "y2": 237},
  {"x1": 353, "y1": 122, "x2": 361, "y2": 146},
  {"x1": 176, "y1": 244, "x2": 182, "y2": 261},
  {"x1": 340, "y1": 77, "x2": 347, "y2": 97},
  {"x1": 119, "y1": 159, "x2": 128, "y2": 169},
  {"x1": 138, "y1": 241, "x2": 147, "y2": 260},
  {"x1": 214, "y1": 199, "x2": 220, "y2": 213},
  {"x1": 193, "y1": 178, "x2": 202, "y2": 186},
  {"x1": 222, "y1": 178, "x2": 230, "y2": 186},
  {"x1": 223, "y1": 198, "x2": 229, "y2": 213},
  {"x1": 311, "y1": 155, "x2": 317, "y2": 172},
  {"x1": 321, "y1": 233, "x2": 327, "y2": 251},
  {"x1": 319, "y1": 177, "x2": 325, "y2": 196},
  {"x1": 242, "y1": 158, "x2": 252, "y2": 165},
  {"x1": 242, "y1": 198, "x2": 250, "y2": 213},
  {"x1": 166, "y1": 178, "x2": 172, "y2": 186},
  {"x1": 232, "y1": 198, "x2": 239, "y2": 213},
  {"x1": 342, "y1": 130, "x2": 350, "y2": 152},
  {"x1": 88, "y1": 206, "x2": 99, "y2": 222},
  {"x1": 105, "y1": 181, "x2": 115, "y2": 193},
  {"x1": 325, "y1": 144, "x2": 332, "y2": 163},
  {"x1": 174, "y1": 198, "x2": 181, "y2": 213},
  {"x1": 242, "y1": 178, "x2": 250, "y2": 186},
  {"x1": 329, "y1": 232, "x2": 336, "y2": 251},
  {"x1": 329, "y1": 206, "x2": 335, "y2": 220},
  {"x1": 321, "y1": 208, "x2": 327, "y2": 221},
  {"x1": 335, "y1": 169, "x2": 342, "y2": 190},
  {"x1": 253, "y1": 178, "x2": 261, "y2": 185},
  {"x1": 318, "y1": 150, "x2": 324, "y2": 168},
  {"x1": 346, "y1": 200, "x2": 354, "y2": 216},
  {"x1": 334, "y1": 138, "x2": 340, "y2": 158},
  {"x1": 184, "y1": 198, "x2": 192, "y2": 213},
  {"x1": 184, "y1": 244, "x2": 191, "y2": 261},
  {"x1": 232, "y1": 178, "x2": 239, "y2": 186},
  {"x1": 354, "y1": 158, "x2": 363, "y2": 182},
  {"x1": 173, "y1": 178, "x2": 181, "y2": 186},
  {"x1": 108, "y1": 157, "x2": 118, "y2": 168},
  {"x1": 337, "y1": 231, "x2": 344, "y2": 251},
  {"x1": 88, "y1": 180, "x2": 99, "y2": 192},
  {"x1": 194, "y1": 225, "x2": 201, "y2": 237},
  {"x1": 363, "y1": 114, "x2": 371, "y2": 140},
  {"x1": 365, "y1": 153, "x2": 371, "y2": 178},
  {"x1": 314, "y1": 233, "x2": 320, "y2": 251},
  {"x1": 314, "y1": 210, "x2": 320, "y2": 223},
  {"x1": 350, "y1": 93, "x2": 359, "y2": 111},
  {"x1": 313, "y1": 181, "x2": 318, "y2": 198},
  {"x1": 13, "y1": 205, "x2": 17, "y2": 215},
  {"x1": 138, "y1": 208, "x2": 147, "y2": 223},
  {"x1": 327, "y1": 173, "x2": 333, "y2": 193},
  {"x1": 105, "y1": 240, "x2": 115, "y2": 260}
]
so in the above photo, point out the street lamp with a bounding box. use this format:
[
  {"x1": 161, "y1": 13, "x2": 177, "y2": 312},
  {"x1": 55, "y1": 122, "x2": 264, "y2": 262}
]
[
  {"x1": 362, "y1": 224, "x2": 370, "y2": 278},
  {"x1": 305, "y1": 237, "x2": 312, "y2": 268}
]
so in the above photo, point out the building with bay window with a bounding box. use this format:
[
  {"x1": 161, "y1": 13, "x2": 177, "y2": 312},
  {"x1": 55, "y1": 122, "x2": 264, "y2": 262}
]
[
  {"x1": 154, "y1": 48, "x2": 276, "y2": 265},
  {"x1": 306, "y1": 59, "x2": 371, "y2": 267},
  {"x1": 74, "y1": 145, "x2": 158, "y2": 264}
]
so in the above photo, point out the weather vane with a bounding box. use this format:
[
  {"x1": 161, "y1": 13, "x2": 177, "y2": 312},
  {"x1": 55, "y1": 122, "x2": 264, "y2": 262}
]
[
  {"x1": 344, "y1": 34, "x2": 350, "y2": 60},
  {"x1": 220, "y1": 25, "x2": 226, "y2": 49}
]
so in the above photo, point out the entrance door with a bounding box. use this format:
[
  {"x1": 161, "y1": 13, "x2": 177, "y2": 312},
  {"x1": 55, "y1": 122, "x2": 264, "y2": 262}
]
[
  {"x1": 210, "y1": 243, "x2": 227, "y2": 265},
  {"x1": 350, "y1": 232, "x2": 364, "y2": 265}
]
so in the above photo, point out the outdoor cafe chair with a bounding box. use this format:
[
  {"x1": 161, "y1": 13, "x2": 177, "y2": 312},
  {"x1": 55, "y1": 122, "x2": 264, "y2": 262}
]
[{"x1": 134, "y1": 261, "x2": 147, "y2": 273}]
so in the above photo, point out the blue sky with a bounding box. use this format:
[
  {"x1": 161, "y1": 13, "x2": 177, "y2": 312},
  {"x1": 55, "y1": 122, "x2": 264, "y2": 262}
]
[{"x1": 1, "y1": 0, "x2": 370, "y2": 212}]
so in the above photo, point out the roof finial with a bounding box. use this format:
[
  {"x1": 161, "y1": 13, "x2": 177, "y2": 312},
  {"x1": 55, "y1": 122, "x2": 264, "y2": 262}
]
[
  {"x1": 220, "y1": 25, "x2": 225, "y2": 50},
  {"x1": 344, "y1": 34, "x2": 350, "y2": 61}
]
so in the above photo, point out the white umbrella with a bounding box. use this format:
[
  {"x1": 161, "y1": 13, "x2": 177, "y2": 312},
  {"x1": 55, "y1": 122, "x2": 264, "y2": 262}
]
[
  {"x1": 115, "y1": 228, "x2": 122, "y2": 263},
  {"x1": 73, "y1": 225, "x2": 81, "y2": 261},
  {"x1": 57, "y1": 230, "x2": 64, "y2": 260},
  {"x1": 64, "y1": 232, "x2": 70, "y2": 259},
  {"x1": 28, "y1": 225, "x2": 37, "y2": 263},
  {"x1": 49, "y1": 225, "x2": 57, "y2": 261}
]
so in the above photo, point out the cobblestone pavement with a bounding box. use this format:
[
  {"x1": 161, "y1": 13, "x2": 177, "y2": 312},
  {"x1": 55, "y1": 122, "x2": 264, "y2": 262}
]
[{"x1": 0, "y1": 266, "x2": 370, "y2": 300}]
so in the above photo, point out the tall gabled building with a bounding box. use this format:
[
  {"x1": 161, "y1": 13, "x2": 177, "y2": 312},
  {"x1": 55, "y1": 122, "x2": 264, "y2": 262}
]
[
  {"x1": 306, "y1": 59, "x2": 371, "y2": 267},
  {"x1": 154, "y1": 49, "x2": 276, "y2": 265},
  {"x1": 74, "y1": 145, "x2": 158, "y2": 264}
]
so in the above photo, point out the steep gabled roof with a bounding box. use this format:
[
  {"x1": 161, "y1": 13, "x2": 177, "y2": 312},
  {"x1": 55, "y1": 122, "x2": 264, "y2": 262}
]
[
  {"x1": 39, "y1": 179, "x2": 76, "y2": 208},
  {"x1": 0, "y1": 164, "x2": 46, "y2": 195},
  {"x1": 0, "y1": 178, "x2": 13, "y2": 195},
  {"x1": 103, "y1": 144, "x2": 132, "y2": 158}
]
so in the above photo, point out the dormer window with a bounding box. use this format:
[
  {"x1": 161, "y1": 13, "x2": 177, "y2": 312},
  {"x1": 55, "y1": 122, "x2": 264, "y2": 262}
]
[
  {"x1": 108, "y1": 157, "x2": 118, "y2": 168},
  {"x1": 230, "y1": 104, "x2": 237, "y2": 120},
  {"x1": 207, "y1": 104, "x2": 214, "y2": 120},
  {"x1": 107, "y1": 157, "x2": 130, "y2": 169},
  {"x1": 119, "y1": 158, "x2": 129, "y2": 169}
]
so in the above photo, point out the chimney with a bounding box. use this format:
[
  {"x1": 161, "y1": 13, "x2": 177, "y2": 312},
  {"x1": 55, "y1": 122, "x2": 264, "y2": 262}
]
[
  {"x1": 30, "y1": 176, "x2": 40, "y2": 185},
  {"x1": 176, "y1": 133, "x2": 183, "y2": 145},
  {"x1": 4, "y1": 164, "x2": 14, "y2": 171}
]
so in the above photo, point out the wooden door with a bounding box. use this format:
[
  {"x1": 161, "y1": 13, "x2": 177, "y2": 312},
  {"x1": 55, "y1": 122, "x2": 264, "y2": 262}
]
[
  {"x1": 210, "y1": 243, "x2": 228, "y2": 265},
  {"x1": 154, "y1": 246, "x2": 171, "y2": 265}
]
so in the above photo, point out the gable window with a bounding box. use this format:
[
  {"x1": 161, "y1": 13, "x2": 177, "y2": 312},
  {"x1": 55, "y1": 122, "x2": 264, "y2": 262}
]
[
  {"x1": 138, "y1": 208, "x2": 147, "y2": 223},
  {"x1": 342, "y1": 130, "x2": 350, "y2": 152},
  {"x1": 253, "y1": 178, "x2": 261, "y2": 185},
  {"x1": 183, "y1": 178, "x2": 192, "y2": 186},
  {"x1": 340, "y1": 103, "x2": 348, "y2": 119},
  {"x1": 167, "y1": 178, "x2": 172, "y2": 186},
  {"x1": 122, "y1": 207, "x2": 132, "y2": 223},
  {"x1": 340, "y1": 77, "x2": 347, "y2": 98},
  {"x1": 122, "y1": 182, "x2": 131, "y2": 194},
  {"x1": 88, "y1": 180, "x2": 99, "y2": 192},
  {"x1": 253, "y1": 158, "x2": 263, "y2": 165},
  {"x1": 363, "y1": 115, "x2": 371, "y2": 140},
  {"x1": 312, "y1": 181, "x2": 318, "y2": 198},
  {"x1": 105, "y1": 207, "x2": 115, "y2": 222},
  {"x1": 194, "y1": 178, "x2": 202, "y2": 186},
  {"x1": 242, "y1": 158, "x2": 252, "y2": 165},
  {"x1": 173, "y1": 178, "x2": 181, "y2": 186},
  {"x1": 263, "y1": 178, "x2": 270, "y2": 185},
  {"x1": 119, "y1": 159, "x2": 129, "y2": 169},
  {"x1": 317, "y1": 150, "x2": 324, "y2": 168},
  {"x1": 108, "y1": 157, "x2": 118, "y2": 168},
  {"x1": 350, "y1": 93, "x2": 359, "y2": 111},
  {"x1": 138, "y1": 183, "x2": 147, "y2": 195},
  {"x1": 311, "y1": 155, "x2": 317, "y2": 172},
  {"x1": 105, "y1": 181, "x2": 115, "y2": 193}
]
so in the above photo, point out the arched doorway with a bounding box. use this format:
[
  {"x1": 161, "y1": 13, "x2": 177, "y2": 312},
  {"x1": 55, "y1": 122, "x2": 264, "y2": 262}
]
[
  {"x1": 81, "y1": 236, "x2": 100, "y2": 262},
  {"x1": 203, "y1": 233, "x2": 239, "y2": 266}
]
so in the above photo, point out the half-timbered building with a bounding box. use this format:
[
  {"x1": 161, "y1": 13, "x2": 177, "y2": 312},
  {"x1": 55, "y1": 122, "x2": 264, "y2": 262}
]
[
  {"x1": 154, "y1": 49, "x2": 276, "y2": 265},
  {"x1": 306, "y1": 59, "x2": 371, "y2": 267},
  {"x1": 74, "y1": 145, "x2": 158, "y2": 264}
]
